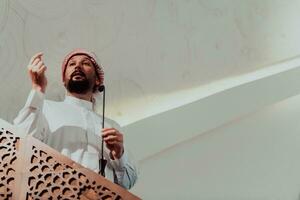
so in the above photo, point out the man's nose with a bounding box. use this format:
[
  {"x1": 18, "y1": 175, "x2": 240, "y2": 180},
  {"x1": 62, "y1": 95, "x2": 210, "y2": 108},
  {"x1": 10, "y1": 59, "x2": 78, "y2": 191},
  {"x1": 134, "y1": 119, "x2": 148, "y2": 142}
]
[{"x1": 74, "y1": 63, "x2": 82, "y2": 70}]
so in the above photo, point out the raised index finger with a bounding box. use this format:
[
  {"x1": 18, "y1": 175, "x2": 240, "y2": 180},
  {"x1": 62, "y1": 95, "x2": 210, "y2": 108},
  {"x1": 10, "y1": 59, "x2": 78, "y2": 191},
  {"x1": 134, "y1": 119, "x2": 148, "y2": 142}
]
[{"x1": 29, "y1": 52, "x2": 43, "y2": 64}]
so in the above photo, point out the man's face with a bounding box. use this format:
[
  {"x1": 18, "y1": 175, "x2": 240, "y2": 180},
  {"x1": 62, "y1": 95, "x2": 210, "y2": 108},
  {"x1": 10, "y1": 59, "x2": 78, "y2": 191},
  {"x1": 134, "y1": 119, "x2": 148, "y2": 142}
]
[{"x1": 64, "y1": 55, "x2": 99, "y2": 94}]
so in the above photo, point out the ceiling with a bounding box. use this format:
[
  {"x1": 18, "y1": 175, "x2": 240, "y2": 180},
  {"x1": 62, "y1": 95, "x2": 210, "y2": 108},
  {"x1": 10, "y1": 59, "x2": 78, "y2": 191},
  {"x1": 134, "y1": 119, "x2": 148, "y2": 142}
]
[{"x1": 2, "y1": 0, "x2": 300, "y2": 153}]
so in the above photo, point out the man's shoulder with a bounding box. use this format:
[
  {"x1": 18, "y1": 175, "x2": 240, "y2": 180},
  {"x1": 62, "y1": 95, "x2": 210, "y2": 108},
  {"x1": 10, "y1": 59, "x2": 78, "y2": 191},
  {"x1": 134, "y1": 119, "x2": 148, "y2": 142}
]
[
  {"x1": 43, "y1": 99, "x2": 70, "y2": 112},
  {"x1": 44, "y1": 99, "x2": 65, "y2": 106}
]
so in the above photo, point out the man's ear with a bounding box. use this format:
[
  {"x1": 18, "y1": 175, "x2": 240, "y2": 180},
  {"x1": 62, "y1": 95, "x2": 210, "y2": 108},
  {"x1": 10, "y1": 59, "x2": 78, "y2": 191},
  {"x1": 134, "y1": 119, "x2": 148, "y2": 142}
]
[
  {"x1": 93, "y1": 78, "x2": 102, "y2": 92},
  {"x1": 95, "y1": 78, "x2": 101, "y2": 86}
]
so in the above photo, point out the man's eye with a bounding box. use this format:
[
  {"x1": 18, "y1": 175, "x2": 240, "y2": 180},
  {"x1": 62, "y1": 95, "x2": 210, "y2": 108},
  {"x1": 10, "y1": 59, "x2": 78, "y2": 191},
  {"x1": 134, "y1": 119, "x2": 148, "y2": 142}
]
[
  {"x1": 69, "y1": 62, "x2": 75, "y2": 66},
  {"x1": 83, "y1": 62, "x2": 91, "y2": 66}
]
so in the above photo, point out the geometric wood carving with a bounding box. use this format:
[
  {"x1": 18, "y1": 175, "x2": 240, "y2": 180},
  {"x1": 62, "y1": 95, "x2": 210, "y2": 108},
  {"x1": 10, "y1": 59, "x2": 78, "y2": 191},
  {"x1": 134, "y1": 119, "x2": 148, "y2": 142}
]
[
  {"x1": 0, "y1": 128, "x2": 19, "y2": 200},
  {"x1": 0, "y1": 122, "x2": 140, "y2": 200}
]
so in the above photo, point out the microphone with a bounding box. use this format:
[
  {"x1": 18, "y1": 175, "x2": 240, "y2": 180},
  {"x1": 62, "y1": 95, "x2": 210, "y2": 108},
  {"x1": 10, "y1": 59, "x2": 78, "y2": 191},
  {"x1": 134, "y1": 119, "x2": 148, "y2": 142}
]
[
  {"x1": 98, "y1": 85, "x2": 107, "y2": 177},
  {"x1": 98, "y1": 85, "x2": 105, "y2": 92}
]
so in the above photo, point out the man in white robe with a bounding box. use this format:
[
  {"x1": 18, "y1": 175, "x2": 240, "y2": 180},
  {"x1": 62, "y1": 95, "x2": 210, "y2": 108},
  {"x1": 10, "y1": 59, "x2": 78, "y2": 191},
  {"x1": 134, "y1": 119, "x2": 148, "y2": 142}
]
[{"x1": 13, "y1": 49, "x2": 137, "y2": 189}]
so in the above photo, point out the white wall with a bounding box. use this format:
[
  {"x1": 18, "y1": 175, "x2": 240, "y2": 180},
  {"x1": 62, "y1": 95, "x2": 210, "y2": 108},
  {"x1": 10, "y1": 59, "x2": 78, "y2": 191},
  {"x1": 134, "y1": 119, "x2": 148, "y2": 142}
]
[
  {"x1": 2, "y1": 0, "x2": 300, "y2": 125},
  {"x1": 131, "y1": 94, "x2": 300, "y2": 199}
]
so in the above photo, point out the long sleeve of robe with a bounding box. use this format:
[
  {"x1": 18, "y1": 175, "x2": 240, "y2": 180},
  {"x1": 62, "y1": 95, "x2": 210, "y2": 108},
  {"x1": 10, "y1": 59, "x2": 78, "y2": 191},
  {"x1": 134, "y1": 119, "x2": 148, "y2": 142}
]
[{"x1": 13, "y1": 89, "x2": 137, "y2": 189}]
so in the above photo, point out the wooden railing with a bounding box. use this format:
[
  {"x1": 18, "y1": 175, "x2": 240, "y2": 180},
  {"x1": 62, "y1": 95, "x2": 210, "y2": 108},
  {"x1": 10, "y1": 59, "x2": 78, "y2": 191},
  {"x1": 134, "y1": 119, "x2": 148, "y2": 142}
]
[{"x1": 0, "y1": 120, "x2": 140, "y2": 200}]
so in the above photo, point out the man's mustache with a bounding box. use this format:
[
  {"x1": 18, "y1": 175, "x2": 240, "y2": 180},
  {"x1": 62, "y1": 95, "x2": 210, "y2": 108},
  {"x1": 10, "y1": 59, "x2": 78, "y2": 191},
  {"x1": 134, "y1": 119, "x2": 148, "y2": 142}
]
[{"x1": 71, "y1": 70, "x2": 86, "y2": 79}]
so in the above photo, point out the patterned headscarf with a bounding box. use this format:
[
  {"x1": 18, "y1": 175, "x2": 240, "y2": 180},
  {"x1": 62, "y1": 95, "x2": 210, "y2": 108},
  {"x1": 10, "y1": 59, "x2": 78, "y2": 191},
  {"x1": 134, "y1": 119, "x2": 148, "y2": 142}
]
[{"x1": 61, "y1": 48, "x2": 104, "y2": 85}]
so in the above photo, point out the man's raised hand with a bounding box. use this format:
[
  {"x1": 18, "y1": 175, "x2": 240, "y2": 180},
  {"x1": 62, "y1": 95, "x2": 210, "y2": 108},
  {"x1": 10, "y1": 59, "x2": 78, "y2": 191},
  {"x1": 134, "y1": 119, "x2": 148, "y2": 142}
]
[{"x1": 27, "y1": 52, "x2": 47, "y2": 93}]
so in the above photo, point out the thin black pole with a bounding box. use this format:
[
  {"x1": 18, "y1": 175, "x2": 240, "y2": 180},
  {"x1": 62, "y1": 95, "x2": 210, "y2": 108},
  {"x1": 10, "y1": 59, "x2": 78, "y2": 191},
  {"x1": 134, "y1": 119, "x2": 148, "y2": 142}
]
[{"x1": 99, "y1": 85, "x2": 107, "y2": 176}]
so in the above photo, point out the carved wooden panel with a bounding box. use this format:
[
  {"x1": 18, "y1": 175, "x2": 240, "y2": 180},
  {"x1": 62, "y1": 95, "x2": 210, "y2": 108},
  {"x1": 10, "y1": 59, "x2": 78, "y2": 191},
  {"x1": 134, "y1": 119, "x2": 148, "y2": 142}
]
[
  {"x1": 0, "y1": 128, "x2": 19, "y2": 200},
  {"x1": 0, "y1": 126, "x2": 140, "y2": 200}
]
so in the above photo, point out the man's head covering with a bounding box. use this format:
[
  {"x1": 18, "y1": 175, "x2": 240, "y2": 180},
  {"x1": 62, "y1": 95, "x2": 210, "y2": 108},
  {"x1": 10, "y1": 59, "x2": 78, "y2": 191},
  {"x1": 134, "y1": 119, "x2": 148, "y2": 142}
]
[{"x1": 61, "y1": 48, "x2": 104, "y2": 85}]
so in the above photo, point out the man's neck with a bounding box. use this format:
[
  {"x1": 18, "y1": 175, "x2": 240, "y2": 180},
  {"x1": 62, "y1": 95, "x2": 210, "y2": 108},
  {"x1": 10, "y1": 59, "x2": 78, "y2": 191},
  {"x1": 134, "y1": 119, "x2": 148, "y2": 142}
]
[{"x1": 66, "y1": 91, "x2": 93, "y2": 102}]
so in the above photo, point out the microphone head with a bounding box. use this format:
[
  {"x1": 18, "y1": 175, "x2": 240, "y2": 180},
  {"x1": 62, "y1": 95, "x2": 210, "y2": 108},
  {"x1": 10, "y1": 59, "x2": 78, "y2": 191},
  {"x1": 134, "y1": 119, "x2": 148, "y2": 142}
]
[{"x1": 98, "y1": 85, "x2": 105, "y2": 92}]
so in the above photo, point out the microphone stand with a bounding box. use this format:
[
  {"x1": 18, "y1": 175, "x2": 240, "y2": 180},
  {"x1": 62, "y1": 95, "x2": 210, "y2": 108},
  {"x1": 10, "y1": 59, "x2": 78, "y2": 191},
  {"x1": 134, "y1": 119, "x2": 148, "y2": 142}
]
[{"x1": 98, "y1": 85, "x2": 107, "y2": 177}]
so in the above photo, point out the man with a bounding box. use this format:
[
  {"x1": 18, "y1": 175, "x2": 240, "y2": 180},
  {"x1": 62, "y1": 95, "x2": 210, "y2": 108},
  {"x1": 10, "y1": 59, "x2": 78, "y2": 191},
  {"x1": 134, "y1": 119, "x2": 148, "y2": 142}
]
[{"x1": 13, "y1": 49, "x2": 137, "y2": 189}]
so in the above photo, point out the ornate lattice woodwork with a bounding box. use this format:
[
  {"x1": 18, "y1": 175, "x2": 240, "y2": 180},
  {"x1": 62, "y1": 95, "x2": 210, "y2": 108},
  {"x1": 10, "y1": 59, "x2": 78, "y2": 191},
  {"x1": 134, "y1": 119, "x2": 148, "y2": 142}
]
[
  {"x1": 0, "y1": 124, "x2": 140, "y2": 200},
  {"x1": 0, "y1": 128, "x2": 19, "y2": 200}
]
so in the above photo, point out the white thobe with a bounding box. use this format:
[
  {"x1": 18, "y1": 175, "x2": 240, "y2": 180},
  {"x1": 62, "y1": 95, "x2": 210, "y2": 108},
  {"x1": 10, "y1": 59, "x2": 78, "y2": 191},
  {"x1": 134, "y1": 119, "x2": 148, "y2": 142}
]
[{"x1": 13, "y1": 90, "x2": 137, "y2": 189}]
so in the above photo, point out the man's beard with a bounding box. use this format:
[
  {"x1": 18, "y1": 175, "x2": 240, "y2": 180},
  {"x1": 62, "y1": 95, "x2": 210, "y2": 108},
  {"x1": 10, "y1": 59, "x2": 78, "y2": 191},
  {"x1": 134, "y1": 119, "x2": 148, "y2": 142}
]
[{"x1": 66, "y1": 72, "x2": 92, "y2": 94}]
